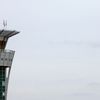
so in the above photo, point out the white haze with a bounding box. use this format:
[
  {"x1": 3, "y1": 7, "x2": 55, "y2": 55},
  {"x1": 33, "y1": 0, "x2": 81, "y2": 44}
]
[{"x1": 0, "y1": 0, "x2": 100, "y2": 100}]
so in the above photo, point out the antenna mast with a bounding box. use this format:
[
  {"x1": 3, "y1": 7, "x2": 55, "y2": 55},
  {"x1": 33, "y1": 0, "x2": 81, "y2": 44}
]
[{"x1": 3, "y1": 20, "x2": 7, "y2": 29}]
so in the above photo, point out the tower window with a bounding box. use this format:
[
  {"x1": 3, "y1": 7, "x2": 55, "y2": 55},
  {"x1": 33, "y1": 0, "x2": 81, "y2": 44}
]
[
  {"x1": 2, "y1": 92, "x2": 5, "y2": 96},
  {"x1": 5, "y1": 58, "x2": 7, "y2": 61},
  {"x1": 1, "y1": 58, "x2": 3, "y2": 60},
  {"x1": 2, "y1": 81, "x2": 5, "y2": 86}
]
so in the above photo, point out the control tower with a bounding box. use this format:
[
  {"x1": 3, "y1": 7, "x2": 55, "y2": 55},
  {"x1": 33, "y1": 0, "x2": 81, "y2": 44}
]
[{"x1": 0, "y1": 29, "x2": 19, "y2": 100}]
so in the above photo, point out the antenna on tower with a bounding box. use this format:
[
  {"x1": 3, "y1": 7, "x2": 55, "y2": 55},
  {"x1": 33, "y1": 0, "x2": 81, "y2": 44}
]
[{"x1": 3, "y1": 20, "x2": 7, "y2": 29}]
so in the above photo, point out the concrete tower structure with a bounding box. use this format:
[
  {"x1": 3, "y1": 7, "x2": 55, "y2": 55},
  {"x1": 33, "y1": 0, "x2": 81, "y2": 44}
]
[{"x1": 0, "y1": 29, "x2": 19, "y2": 100}]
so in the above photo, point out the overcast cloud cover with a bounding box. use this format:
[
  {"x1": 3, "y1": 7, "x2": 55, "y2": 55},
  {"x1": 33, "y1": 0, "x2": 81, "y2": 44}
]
[{"x1": 0, "y1": 0, "x2": 100, "y2": 100}]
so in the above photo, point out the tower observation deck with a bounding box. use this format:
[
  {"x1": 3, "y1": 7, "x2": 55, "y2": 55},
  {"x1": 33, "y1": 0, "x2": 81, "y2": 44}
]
[{"x1": 0, "y1": 29, "x2": 19, "y2": 100}]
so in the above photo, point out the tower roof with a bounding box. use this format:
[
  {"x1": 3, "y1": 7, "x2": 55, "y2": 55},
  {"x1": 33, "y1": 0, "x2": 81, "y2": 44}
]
[{"x1": 0, "y1": 30, "x2": 19, "y2": 38}]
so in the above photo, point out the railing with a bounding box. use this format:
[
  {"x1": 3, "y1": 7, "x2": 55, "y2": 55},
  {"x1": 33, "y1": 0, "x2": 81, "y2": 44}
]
[
  {"x1": 0, "y1": 49, "x2": 15, "y2": 53},
  {"x1": 0, "y1": 49, "x2": 15, "y2": 67}
]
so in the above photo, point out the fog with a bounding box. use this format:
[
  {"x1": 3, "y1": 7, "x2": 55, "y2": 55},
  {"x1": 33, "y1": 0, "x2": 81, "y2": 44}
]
[{"x1": 0, "y1": 0, "x2": 100, "y2": 100}]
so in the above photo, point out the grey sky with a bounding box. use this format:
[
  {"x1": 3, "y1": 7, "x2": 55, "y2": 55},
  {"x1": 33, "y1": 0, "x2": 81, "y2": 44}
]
[{"x1": 0, "y1": 0, "x2": 100, "y2": 100}]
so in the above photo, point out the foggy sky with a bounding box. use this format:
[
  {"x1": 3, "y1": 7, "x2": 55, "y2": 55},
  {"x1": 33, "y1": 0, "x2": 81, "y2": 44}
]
[{"x1": 0, "y1": 0, "x2": 100, "y2": 100}]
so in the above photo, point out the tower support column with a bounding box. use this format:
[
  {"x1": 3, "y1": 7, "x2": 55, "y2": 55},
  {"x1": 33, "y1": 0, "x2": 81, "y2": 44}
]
[{"x1": 0, "y1": 29, "x2": 19, "y2": 100}]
